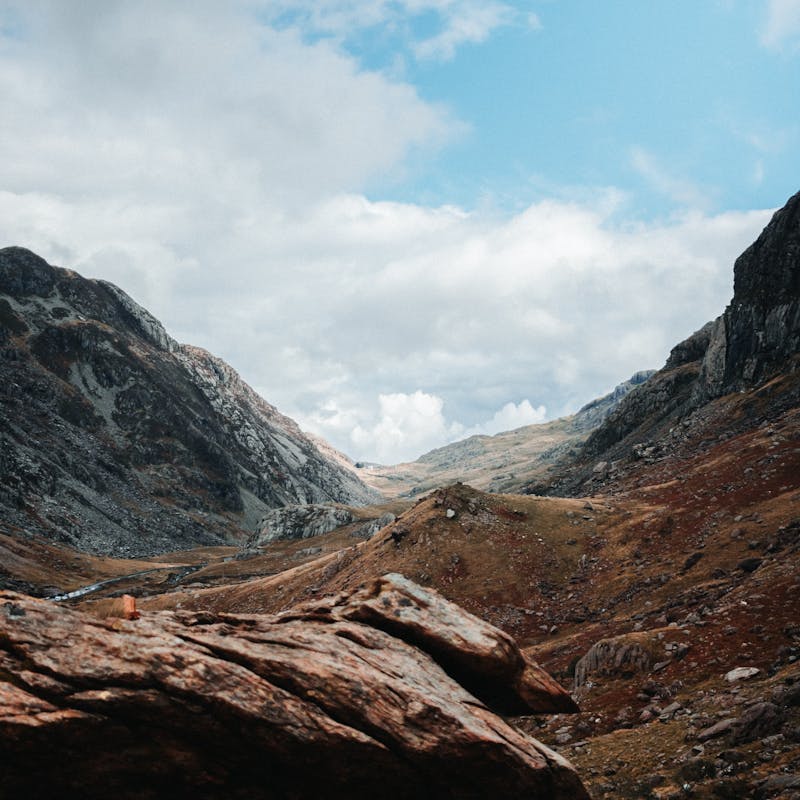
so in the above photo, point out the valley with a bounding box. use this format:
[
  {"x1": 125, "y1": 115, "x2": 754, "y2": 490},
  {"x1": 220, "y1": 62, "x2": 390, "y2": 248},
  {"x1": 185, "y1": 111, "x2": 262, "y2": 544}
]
[{"x1": 2, "y1": 191, "x2": 800, "y2": 798}]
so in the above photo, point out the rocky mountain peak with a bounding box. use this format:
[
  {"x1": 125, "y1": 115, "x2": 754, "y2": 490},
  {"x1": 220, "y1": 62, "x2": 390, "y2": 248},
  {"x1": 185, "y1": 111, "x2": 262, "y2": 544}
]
[
  {"x1": 0, "y1": 247, "x2": 58, "y2": 297},
  {"x1": 732, "y1": 189, "x2": 800, "y2": 309},
  {"x1": 0, "y1": 248, "x2": 379, "y2": 555},
  {"x1": 710, "y1": 189, "x2": 800, "y2": 393}
]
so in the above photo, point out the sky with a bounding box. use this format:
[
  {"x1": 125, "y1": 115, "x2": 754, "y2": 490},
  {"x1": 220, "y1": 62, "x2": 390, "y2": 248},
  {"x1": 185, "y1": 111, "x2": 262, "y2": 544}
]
[{"x1": 1, "y1": 1, "x2": 798, "y2": 464}]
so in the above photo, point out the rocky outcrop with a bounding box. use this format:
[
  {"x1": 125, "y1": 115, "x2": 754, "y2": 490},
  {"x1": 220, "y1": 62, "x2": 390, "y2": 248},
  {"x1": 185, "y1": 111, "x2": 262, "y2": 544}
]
[
  {"x1": 0, "y1": 574, "x2": 587, "y2": 799},
  {"x1": 249, "y1": 504, "x2": 357, "y2": 545},
  {"x1": 0, "y1": 247, "x2": 378, "y2": 555},
  {"x1": 351, "y1": 511, "x2": 397, "y2": 539},
  {"x1": 246, "y1": 504, "x2": 398, "y2": 549},
  {"x1": 699, "y1": 190, "x2": 800, "y2": 395},
  {"x1": 572, "y1": 629, "x2": 690, "y2": 689},
  {"x1": 571, "y1": 370, "x2": 656, "y2": 432}
]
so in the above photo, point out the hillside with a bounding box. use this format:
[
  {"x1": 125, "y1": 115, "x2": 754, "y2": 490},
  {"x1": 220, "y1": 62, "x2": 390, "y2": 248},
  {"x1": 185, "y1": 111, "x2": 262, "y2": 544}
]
[
  {"x1": 357, "y1": 371, "x2": 654, "y2": 498},
  {"x1": 0, "y1": 247, "x2": 378, "y2": 556}
]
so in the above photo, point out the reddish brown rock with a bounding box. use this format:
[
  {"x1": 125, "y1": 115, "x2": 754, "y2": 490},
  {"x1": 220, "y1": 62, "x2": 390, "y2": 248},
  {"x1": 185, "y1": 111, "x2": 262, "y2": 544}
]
[{"x1": 0, "y1": 575, "x2": 587, "y2": 799}]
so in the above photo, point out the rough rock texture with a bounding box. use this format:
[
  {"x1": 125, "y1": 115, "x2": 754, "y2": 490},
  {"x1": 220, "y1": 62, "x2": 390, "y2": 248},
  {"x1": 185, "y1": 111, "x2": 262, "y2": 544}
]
[
  {"x1": 539, "y1": 190, "x2": 800, "y2": 494},
  {"x1": 249, "y1": 504, "x2": 357, "y2": 545},
  {"x1": 574, "y1": 634, "x2": 657, "y2": 689},
  {"x1": 0, "y1": 247, "x2": 378, "y2": 555},
  {"x1": 350, "y1": 510, "x2": 397, "y2": 539},
  {"x1": 0, "y1": 575, "x2": 587, "y2": 799},
  {"x1": 572, "y1": 628, "x2": 691, "y2": 690},
  {"x1": 246, "y1": 505, "x2": 398, "y2": 549},
  {"x1": 570, "y1": 370, "x2": 656, "y2": 433}
]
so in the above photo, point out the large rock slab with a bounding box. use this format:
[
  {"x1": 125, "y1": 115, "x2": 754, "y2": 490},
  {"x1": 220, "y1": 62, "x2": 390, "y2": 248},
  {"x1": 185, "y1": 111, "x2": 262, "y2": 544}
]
[{"x1": 0, "y1": 574, "x2": 587, "y2": 799}]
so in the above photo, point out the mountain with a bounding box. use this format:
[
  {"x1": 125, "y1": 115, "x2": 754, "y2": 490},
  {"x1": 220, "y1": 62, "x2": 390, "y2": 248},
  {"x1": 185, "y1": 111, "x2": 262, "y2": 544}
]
[
  {"x1": 534, "y1": 190, "x2": 800, "y2": 497},
  {"x1": 2, "y1": 193, "x2": 798, "y2": 799},
  {"x1": 0, "y1": 247, "x2": 379, "y2": 556},
  {"x1": 356, "y1": 371, "x2": 655, "y2": 498}
]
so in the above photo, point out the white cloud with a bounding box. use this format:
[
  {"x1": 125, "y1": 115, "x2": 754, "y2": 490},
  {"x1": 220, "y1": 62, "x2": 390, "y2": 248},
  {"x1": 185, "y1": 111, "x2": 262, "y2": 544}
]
[
  {"x1": 0, "y1": 1, "x2": 457, "y2": 207},
  {"x1": 412, "y1": 2, "x2": 514, "y2": 61},
  {"x1": 527, "y1": 12, "x2": 543, "y2": 31},
  {"x1": 263, "y1": 192, "x2": 768, "y2": 462},
  {"x1": 308, "y1": 392, "x2": 547, "y2": 464},
  {"x1": 630, "y1": 147, "x2": 712, "y2": 209},
  {"x1": 465, "y1": 400, "x2": 547, "y2": 437},
  {"x1": 350, "y1": 391, "x2": 464, "y2": 464},
  {"x1": 265, "y1": 0, "x2": 519, "y2": 62},
  {"x1": 760, "y1": 0, "x2": 800, "y2": 51},
  {"x1": 0, "y1": 3, "x2": 777, "y2": 466}
]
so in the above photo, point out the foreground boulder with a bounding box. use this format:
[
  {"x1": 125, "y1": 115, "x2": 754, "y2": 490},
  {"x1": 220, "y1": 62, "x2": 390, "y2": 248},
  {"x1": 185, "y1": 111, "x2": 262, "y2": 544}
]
[{"x1": 0, "y1": 574, "x2": 587, "y2": 799}]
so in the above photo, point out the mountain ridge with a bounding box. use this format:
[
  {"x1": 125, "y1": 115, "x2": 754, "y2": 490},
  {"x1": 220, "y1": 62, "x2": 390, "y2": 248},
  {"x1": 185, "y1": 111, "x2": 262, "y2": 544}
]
[
  {"x1": 535, "y1": 190, "x2": 800, "y2": 496},
  {"x1": 0, "y1": 247, "x2": 378, "y2": 556}
]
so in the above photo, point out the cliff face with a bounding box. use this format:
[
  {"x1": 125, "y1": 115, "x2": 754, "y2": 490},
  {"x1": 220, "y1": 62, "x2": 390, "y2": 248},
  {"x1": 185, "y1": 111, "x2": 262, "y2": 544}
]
[
  {"x1": 0, "y1": 247, "x2": 378, "y2": 556},
  {"x1": 540, "y1": 191, "x2": 800, "y2": 494},
  {"x1": 701, "y1": 190, "x2": 800, "y2": 396}
]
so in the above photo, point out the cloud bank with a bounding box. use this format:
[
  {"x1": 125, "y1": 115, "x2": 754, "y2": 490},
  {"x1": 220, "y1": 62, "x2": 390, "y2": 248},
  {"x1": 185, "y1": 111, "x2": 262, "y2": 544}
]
[{"x1": 0, "y1": 2, "x2": 776, "y2": 463}]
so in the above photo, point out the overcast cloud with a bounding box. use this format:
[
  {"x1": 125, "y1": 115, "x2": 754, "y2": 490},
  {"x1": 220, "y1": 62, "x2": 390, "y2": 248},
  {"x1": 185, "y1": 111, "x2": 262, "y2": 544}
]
[{"x1": 0, "y1": 2, "x2": 779, "y2": 463}]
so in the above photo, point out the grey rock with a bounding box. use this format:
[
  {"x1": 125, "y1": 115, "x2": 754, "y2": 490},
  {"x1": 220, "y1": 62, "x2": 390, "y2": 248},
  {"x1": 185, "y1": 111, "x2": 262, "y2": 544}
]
[
  {"x1": 574, "y1": 633, "x2": 656, "y2": 688},
  {"x1": 724, "y1": 667, "x2": 760, "y2": 682},
  {"x1": 696, "y1": 718, "x2": 736, "y2": 741},
  {"x1": 737, "y1": 557, "x2": 763, "y2": 573},
  {"x1": 249, "y1": 504, "x2": 356, "y2": 545},
  {"x1": 757, "y1": 774, "x2": 800, "y2": 798},
  {"x1": 350, "y1": 512, "x2": 397, "y2": 539},
  {"x1": 730, "y1": 702, "x2": 784, "y2": 745},
  {"x1": 772, "y1": 681, "x2": 800, "y2": 708}
]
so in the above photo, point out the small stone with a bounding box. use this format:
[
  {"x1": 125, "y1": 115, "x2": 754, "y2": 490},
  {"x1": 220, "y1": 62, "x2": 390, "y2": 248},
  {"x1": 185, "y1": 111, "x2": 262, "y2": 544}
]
[
  {"x1": 445, "y1": 508, "x2": 456, "y2": 519},
  {"x1": 696, "y1": 718, "x2": 736, "y2": 741},
  {"x1": 760, "y1": 774, "x2": 800, "y2": 795},
  {"x1": 659, "y1": 701, "x2": 682, "y2": 719},
  {"x1": 724, "y1": 667, "x2": 760, "y2": 683},
  {"x1": 736, "y1": 557, "x2": 763, "y2": 573}
]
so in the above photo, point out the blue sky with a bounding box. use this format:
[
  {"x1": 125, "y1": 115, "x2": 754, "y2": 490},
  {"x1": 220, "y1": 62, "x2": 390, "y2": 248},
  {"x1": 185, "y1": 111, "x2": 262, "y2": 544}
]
[
  {"x1": 1, "y1": 1, "x2": 798, "y2": 462},
  {"x1": 358, "y1": 1, "x2": 798, "y2": 215}
]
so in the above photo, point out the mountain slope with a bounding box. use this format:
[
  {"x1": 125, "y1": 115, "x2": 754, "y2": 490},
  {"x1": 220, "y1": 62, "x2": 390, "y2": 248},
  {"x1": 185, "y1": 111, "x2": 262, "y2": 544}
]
[
  {"x1": 357, "y1": 371, "x2": 654, "y2": 498},
  {"x1": 0, "y1": 247, "x2": 378, "y2": 556},
  {"x1": 536, "y1": 190, "x2": 800, "y2": 496}
]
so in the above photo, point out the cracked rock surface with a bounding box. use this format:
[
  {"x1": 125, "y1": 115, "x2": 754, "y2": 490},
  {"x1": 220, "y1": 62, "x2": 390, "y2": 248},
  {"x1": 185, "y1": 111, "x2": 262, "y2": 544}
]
[{"x1": 0, "y1": 573, "x2": 587, "y2": 799}]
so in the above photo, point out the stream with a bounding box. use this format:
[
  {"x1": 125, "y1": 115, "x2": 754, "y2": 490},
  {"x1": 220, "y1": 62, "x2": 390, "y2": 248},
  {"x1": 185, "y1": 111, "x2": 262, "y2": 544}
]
[{"x1": 50, "y1": 564, "x2": 205, "y2": 602}]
